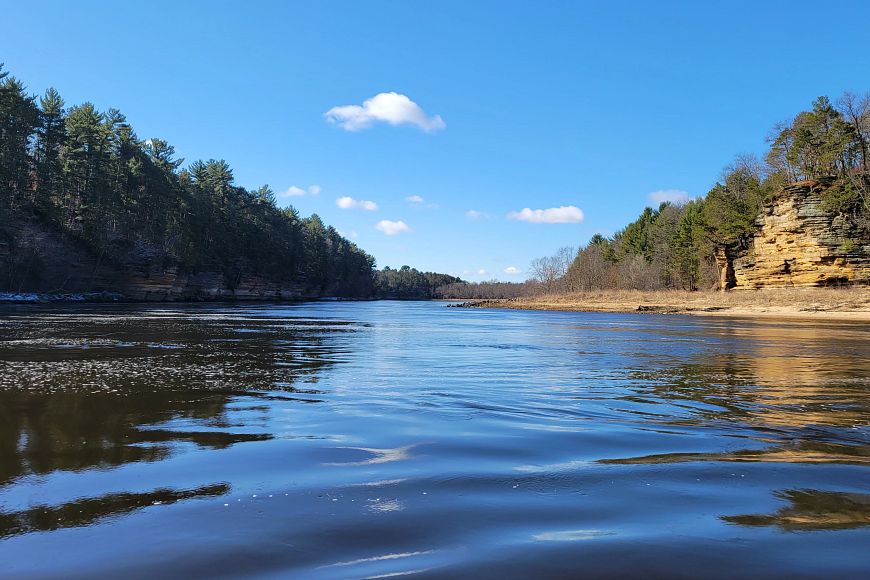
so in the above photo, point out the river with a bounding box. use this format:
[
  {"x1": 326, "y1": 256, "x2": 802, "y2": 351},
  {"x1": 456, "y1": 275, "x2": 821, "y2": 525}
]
[{"x1": 0, "y1": 302, "x2": 868, "y2": 578}]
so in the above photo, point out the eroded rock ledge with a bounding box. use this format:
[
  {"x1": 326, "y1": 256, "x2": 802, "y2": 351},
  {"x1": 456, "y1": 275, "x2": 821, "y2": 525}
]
[{"x1": 716, "y1": 178, "x2": 870, "y2": 289}]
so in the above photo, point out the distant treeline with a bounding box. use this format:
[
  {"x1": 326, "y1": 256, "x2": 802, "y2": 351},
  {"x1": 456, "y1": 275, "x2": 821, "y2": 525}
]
[
  {"x1": 375, "y1": 266, "x2": 462, "y2": 299},
  {"x1": 0, "y1": 65, "x2": 376, "y2": 296},
  {"x1": 439, "y1": 93, "x2": 870, "y2": 298}
]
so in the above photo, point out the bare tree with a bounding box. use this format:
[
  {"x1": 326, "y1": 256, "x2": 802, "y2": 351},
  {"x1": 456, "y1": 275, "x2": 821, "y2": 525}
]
[
  {"x1": 529, "y1": 246, "x2": 575, "y2": 293},
  {"x1": 837, "y1": 91, "x2": 870, "y2": 173}
]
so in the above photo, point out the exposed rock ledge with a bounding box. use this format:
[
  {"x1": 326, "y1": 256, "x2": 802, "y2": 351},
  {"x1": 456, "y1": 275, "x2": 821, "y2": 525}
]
[
  {"x1": 716, "y1": 178, "x2": 870, "y2": 289},
  {"x1": 1, "y1": 216, "x2": 317, "y2": 302}
]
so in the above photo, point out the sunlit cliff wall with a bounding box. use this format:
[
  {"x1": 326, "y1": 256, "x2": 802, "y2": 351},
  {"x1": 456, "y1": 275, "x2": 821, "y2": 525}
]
[{"x1": 716, "y1": 178, "x2": 870, "y2": 289}]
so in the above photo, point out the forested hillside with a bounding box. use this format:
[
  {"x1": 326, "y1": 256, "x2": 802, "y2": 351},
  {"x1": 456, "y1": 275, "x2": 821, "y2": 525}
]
[
  {"x1": 0, "y1": 65, "x2": 376, "y2": 298},
  {"x1": 565, "y1": 93, "x2": 870, "y2": 291},
  {"x1": 444, "y1": 92, "x2": 870, "y2": 298},
  {"x1": 374, "y1": 266, "x2": 462, "y2": 299}
]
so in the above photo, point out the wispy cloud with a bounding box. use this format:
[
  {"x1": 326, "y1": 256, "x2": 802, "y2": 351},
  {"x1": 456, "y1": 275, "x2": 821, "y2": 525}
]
[
  {"x1": 465, "y1": 209, "x2": 491, "y2": 220},
  {"x1": 279, "y1": 184, "x2": 321, "y2": 198},
  {"x1": 507, "y1": 206, "x2": 584, "y2": 224},
  {"x1": 504, "y1": 266, "x2": 521, "y2": 275},
  {"x1": 375, "y1": 220, "x2": 410, "y2": 235},
  {"x1": 405, "y1": 195, "x2": 425, "y2": 204},
  {"x1": 336, "y1": 196, "x2": 378, "y2": 211},
  {"x1": 648, "y1": 189, "x2": 690, "y2": 204},
  {"x1": 325, "y1": 92, "x2": 445, "y2": 133}
]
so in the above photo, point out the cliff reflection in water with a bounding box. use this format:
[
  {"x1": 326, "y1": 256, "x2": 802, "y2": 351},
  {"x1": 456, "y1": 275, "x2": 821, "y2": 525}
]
[
  {"x1": 724, "y1": 489, "x2": 870, "y2": 531},
  {"x1": 0, "y1": 306, "x2": 350, "y2": 539},
  {"x1": 626, "y1": 322, "x2": 870, "y2": 431}
]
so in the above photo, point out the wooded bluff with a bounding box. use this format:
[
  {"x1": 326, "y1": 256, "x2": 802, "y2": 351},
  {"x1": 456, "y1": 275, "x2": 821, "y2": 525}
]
[{"x1": 0, "y1": 65, "x2": 460, "y2": 301}]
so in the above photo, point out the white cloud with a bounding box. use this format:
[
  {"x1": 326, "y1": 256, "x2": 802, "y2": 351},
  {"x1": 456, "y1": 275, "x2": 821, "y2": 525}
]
[
  {"x1": 282, "y1": 185, "x2": 307, "y2": 197},
  {"x1": 478, "y1": 269, "x2": 488, "y2": 276},
  {"x1": 466, "y1": 209, "x2": 490, "y2": 220},
  {"x1": 507, "y1": 206, "x2": 584, "y2": 224},
  {"x1": 339, "y1": 230, "x2": 359, "y2": 240},
  {"x1": 504, "y1": 266, "x2": 521, "y2": 275},
  {"x1": 375, "y1": 220, "x2": 410, "y2": 236},
  {"x1": 649, "y1": 189, "x2": 690, "y2": 204},
  {"x1": 336, "y1": 196, "x2": 378, "y2": 211},
  {"x1": 324, "y1": 92, "x2": 446, "y2": 133},
  {"x1": 277, "y1": 184, "x2": 321, "y2": 199},
  {"x1": 405, "y1": 195, "x2": 425, "y2": 204}
]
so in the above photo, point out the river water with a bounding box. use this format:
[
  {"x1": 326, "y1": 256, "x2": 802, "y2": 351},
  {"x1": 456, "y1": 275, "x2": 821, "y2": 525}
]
[{"x1": 0, "y1": 302, "x2": 868, "y2": 578}]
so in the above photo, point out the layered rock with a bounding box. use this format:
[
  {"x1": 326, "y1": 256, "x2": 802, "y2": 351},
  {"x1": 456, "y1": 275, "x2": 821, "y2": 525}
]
[
  {"x1": 716, "y1": 178, "x2": 870, "y2": 289},
  {"x1": 123, "y1": 268, "x2": 311, "y2": 301},
  {"x1": 1, "y1": 215, "x2": 317, "y2": 301}
]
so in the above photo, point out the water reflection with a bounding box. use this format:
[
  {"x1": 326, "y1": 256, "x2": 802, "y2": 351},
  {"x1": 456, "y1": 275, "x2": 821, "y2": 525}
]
[
  {"x1": 627, "y1": 321, "x2": 870, "y2": 430},
  {"x1": 0, "y1": 391, "x2": 272, "y2": 486},
  {"x1": 0, "y1": 304, "x2": 868, "y2": 577},
  {"x1": 0, "y1": 305, "x2": 350, "y2": 544},
  {"x1": 724, "y1": 489, "x2": 870, "y2": 531},
  {"x1": 0, "y1": 484, "x2": 229, "y2": 539},
  {"x1": 599, "y1": 439, "x2": 870, "y2": 466}
]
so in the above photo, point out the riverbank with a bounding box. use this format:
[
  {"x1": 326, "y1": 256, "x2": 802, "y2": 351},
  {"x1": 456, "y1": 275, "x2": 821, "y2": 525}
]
[{"x1": 455, "y1": 288, "x2": 870, "y2": 321}]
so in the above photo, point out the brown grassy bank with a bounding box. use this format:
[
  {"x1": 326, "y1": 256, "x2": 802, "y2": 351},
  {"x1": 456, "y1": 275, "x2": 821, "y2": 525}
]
[{"x1": 457, "y1": 288, "x2": 870, "y2": 322}]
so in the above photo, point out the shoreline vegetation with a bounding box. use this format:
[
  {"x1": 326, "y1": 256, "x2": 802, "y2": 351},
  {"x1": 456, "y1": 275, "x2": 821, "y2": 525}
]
[
  {"x1": 2, "y1": 64, "x2": 868, "y2": 304},
  {"x1": 453, "y1": 287, "x2": 870, "y2": 322}
]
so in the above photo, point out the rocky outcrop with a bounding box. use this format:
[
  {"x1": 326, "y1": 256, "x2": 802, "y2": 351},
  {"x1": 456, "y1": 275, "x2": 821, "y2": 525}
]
[
  {"x1": 1, "y1": 214, "x2": 317, "y2": 301},
  {"x1": 716, "y1": 178, "x2": 870, "y2": 289},
  {"x1": 122, "y1": 268, "x2": 312, "y2": 301}
]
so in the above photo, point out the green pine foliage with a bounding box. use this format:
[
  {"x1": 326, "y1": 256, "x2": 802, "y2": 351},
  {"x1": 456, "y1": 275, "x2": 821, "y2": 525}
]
[
  {"x1": 0, "y1": 65, "x2": 377, "y2": 297},
  {"x1": 375, "y1": 266, "x2": 463, "y2": 299}
]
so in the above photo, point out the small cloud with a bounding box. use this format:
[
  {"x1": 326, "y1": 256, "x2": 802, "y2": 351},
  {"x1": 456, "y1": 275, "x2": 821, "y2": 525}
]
[
  {"x1": 277, "y1": 184, "x2": 321, "y2": 199},
  {"x1": 339, "y1": 230, "x2": 359, "y2": 240},
  {"x1": 507, "y1": 206, "x2": 584, "y2": 224},
  {"x1": 336, "y1": 196, "x2": 378, "y2": 211},
  {"x1": 405, "y1": 195, "x2": 425, "y2": 204},
  {"x1": 375, "y1": 220, "x2": 410, "y2": 235},
  {"x1": 504, "y1": 266, "x2": 521, "y2": 275},
  {"x1": 282, "y1": 185, "x2": 307, "y2": 197},
  {"x1": 466, "y1": 209, "x2": 490, "y2": 220},
  {"x1": 649, "y1": 189, "x2": 690, "y2": 204},
  {"x1": 324, "y1": 92, "x2": 445, "y2": 133},
  {"x1": 478, "y1": 269, "x2": 488, "y2": 276}
]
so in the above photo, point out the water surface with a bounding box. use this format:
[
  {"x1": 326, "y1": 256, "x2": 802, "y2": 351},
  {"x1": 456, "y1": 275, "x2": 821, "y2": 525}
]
[{"x1": 1, "y1": 302, "x2": 868, "y2": 578}]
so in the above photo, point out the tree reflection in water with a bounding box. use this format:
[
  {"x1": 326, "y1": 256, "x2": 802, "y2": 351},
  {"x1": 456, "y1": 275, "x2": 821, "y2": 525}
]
[{"x1": 0, "y1": 306, "x2": 351, "y2": 540}]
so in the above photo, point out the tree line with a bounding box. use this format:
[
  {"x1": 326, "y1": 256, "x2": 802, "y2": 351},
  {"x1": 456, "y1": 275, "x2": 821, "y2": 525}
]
[
  {"x1": 441, "y1": 92, "x2": 870, "y2": 298},
  {"x1": 0, "y1": 65, "x2": 376, "y2": 296},
  {"x1": 375, "y1": 266, "x2": 462, "y2": 299}
]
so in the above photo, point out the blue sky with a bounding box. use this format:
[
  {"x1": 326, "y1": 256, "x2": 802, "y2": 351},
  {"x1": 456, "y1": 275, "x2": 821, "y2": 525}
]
[{"x1": 3, "y1": 0, "x2": 869, "y2": 280}]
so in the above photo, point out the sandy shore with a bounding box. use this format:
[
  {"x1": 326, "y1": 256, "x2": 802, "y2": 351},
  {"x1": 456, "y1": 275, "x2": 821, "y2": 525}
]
[{"x1": 456, "y1": 288, "x2": 870, "y2": 322}]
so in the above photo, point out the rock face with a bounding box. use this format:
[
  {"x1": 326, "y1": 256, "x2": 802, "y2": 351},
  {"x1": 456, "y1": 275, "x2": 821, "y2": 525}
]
[
  {"x1": 716, "y1": 178, "x2": 870, "y2": 290},
  {"x1": 122, "y1": 267, "x2": 312, "y2": 301},
  {"x1": 1, "y1": 215, "x2": 317, "y2": 301}
]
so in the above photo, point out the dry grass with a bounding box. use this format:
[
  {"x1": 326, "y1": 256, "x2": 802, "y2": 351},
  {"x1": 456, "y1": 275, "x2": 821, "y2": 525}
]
[{"x1": 466, "y1": 287, "x2": 870, "y2": 321}]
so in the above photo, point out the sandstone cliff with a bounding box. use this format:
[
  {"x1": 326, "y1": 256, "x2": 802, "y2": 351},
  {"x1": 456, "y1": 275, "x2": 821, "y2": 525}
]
[{"x1": 716, "y1": 178, "x2": 870, "y2": 290}]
